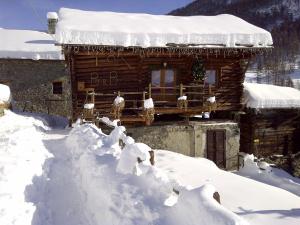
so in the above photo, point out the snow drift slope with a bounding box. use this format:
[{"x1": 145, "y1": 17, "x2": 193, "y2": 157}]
[
  {"x1": 237, "y1": 154, "x2": 300, "y2": 197},
  {"x1": 29, "y1": 122, "x2": 247, "y2": 225},
  {"x1": 156, "y1": 150, "x2": 300, "y2": 225},
  {"x1": 2, "y1": 111, "x2": 299, "y2": 225},
  {"x1": 0, "y1": 111, "x2": 52, "y2": 225}
]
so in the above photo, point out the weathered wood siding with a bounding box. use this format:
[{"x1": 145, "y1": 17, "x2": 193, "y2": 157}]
[
  {"x1": 67, "y1": 50, "x2": 250, "y2": 120},
  {"x1": 240, "y1": 109, "x2": 300, "y2": 157}
]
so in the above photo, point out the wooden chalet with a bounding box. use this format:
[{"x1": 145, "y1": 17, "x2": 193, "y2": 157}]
[
  {"x1": 55, "y1": 8, "x2": 273, "y2": 126},
  {"x1": 241, "y1": 83, "x2": 300, "y2": 157}
]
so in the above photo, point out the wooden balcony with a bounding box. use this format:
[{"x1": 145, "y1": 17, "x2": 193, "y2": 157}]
[{"x1": 80, "y1": 83, "x2": 217, "y2": 125}]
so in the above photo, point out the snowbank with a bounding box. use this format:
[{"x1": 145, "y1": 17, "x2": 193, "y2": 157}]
[
  {"x1": 243, "y1": 82, "x2": 300, "y2": 108},
  {"x1": 237, "y1": 153, "x2": 300, "y2": 197},
  {"x1": 2, "y1": 111, "x2": 300, "y2": 225},
  {"x1": 156, "y1": 150, "x2": 300, "y2": 225},
  {"x1": 0, "y1": 111, "x2": 52, "y2": 225},
  {"x1": 0, "y1": 83, "x2": 11, "y2": 104},
  {"x1": 55, "y1": 8, "x2": 273, "y2": 48},
  {"x1": 0, "y1": 29, "x2": 63, "y2": 60},
  {"x1": 55, "y1": 122, "x2": 248, "y2": 225}
]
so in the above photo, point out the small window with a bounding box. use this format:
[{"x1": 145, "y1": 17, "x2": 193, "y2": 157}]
[
  {"x1": 52, "y1": 81, "x2": 63, "y2": 94},
  {"x1": 205, "y1": 70, "x2": 216, "y2": 85}
]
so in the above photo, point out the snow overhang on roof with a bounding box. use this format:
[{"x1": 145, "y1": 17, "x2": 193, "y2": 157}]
[
  {"x1": 55, "y1": 8, "x2": 273, "y2": 49},
  {"x1": 0, "y1": 29, "x2": 64, "y2": 60},
  {"x1": 243, "y1": 83, "x2": 300, "y2": 109}
]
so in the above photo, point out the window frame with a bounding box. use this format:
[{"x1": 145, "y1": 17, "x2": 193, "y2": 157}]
[
  {"x1": 151, "y1": 68, "x2": 177, "y2": 89},
  {"x1": 204, "y1": 67, "x2": 220, "y2": 87},
  {"x1": 52, "y1": 81, "x2": 63, "y2": 95}
]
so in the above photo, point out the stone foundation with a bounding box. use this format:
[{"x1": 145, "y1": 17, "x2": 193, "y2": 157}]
[{"x1": 127, "y1": 120, "x2": 240, "y2": 170}]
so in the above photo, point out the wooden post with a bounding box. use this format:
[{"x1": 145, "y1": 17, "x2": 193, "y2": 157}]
[
  {"x1": 91, "y1": 91, "x2": 95, "y2": 104},
  {"x1": 143, "y1": 91, "x2": 146, "y2": 101},
  {"x1": 149, "y1": 150, "x2": 155, "y2": 165},
  {"x1": 208, "y1": 84, "x2": 212, "y2": 95},
  {"x1": 148, "y1": 83, "x2": 152, "y2": 98},
  {"x1": 180, "y1": 83, "x2": 183, "y2": 97},
  {"x1": 137, "y1": 150, "x2": 155, "y2": 165},
  {"x1": 213, "y1": 192, "x2": 221, "y2": 204}
]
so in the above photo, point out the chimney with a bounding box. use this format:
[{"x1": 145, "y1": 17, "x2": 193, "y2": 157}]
[{"x1": 47, "y1": 12, "x2": 58, "y2": 34}]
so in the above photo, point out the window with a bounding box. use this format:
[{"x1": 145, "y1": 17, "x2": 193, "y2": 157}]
[
  {"x1": 52, "y1": 81, "x2": 63, "y2": 94},
  {"x1": 151, "y1": 69, "x2": 176, "y2": 101},
  {"x1": 205, "y1": 70, "x2": 216, "y2": 85},
  {"x1": 151, "y1": 69, "x2": 175, "y2": 88}
]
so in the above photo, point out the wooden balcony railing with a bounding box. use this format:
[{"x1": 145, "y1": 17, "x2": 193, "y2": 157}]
[{"x1": 81, "y1": 83, "x2": 217, "y2": 125}]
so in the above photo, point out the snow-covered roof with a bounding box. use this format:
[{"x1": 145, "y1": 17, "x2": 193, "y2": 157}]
[
  {"x1": 0, "y1": 29, "x2": 63, "y2": 60},
  {"x1": 55, "y1": 8, "x2": 273, "y2": 48},
  {"x1": 243, "y1": 83, "x2": 300, "y2": 109}
]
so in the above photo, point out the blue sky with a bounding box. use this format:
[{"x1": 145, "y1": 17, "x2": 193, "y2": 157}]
[{"x1": 0, "y1": 0, "x2": 192, "y2": 30}]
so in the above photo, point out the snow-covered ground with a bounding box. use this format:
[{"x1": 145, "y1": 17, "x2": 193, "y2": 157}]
[
  {"x1": 0, "y1": 111, "x2": 52, "y2": 225},
  {"x1": 236, "y1": 154, "x2": 300, "y2": 197},
  {"x1": 156, "y1": 151, "x2": 300, "y2": 225},
  {"x1": 1, "y1": 110, "x2": 300, "y2": 225}
]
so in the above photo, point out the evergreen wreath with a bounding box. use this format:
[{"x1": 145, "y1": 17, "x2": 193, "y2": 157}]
[{"x1": 192, "y1": 59, "x2": 206, "y2": 81}]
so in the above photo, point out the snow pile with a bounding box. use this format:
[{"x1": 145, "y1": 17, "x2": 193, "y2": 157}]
[
  {"x1": 47, "y1": 12, "x2": 58, "y2": 20},
  {"x1": 83, "y1": 103, "x2": 94, "y2": 109},
  {"x1": 243, "y1": 82, "x2": 300, "y2": 108},
  {"x1": 237, "y1": 153, "x2": 300, "y2": 197},
  {"x1": 0, "y1": 29, "x2": 63, "y2": 60},
  {"x1": 178, "y1": 95, "x2": 187, "y2": 100},
  {"x1": 156, "y1": 150, "x2": 300, "y2": 225},
  {"x1": 0, "y1": 83, "x2": 11, "y2": 104},
  {"x1": 56, "y1": 8, "x2": 273, "y2": 48},
  {"x1": 117, "y1": 142, "x2": 152, "y2": 175},
  {"x1": 203, "y1": 112, "x2": 210, "y2": 118},
  {"x1": 100, "y1": 116, "x2": 119, "y2": 127},
  {"x1": 144, "y1": 98, "x2": 154, "y2": 109},
  {"x1": 113, "y1": 95, "x2": 124, "y2": 105},
  {"x1": 0, "y1": 111, "x2": 52, "y2": 225},
  {"x1": 28, "y1": 120, "x2": 248, "y2": 225},
  {"x1": 2, "y1": 111, "x2": 300, "y2": 225},
  {"x1": 207, "y1": 96, "x2": 216, "y2": 103}
]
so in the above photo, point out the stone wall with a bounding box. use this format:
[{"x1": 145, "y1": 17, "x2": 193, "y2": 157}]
[
  {"x1": 0, "y1": 59, "x2": 71, "y2": 118},
  {"x1": 127, "y1": 120, "x2": 240, "y2": 170}
]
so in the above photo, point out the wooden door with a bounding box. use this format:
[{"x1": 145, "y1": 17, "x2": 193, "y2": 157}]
[
  {"x1": 207, "y1": 130, "x2": 226, "y2": 168},
  {"x1": 151, "y1": 69, "x2": 176, "y2": 102}
]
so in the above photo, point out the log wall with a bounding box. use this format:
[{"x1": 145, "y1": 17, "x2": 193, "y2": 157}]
[
  {"x1": 67, "y1": 49, "x2": 250, "y2": 121},
  {"x1": 240, "y1": 109, "x2": 300, "y2": 157}
]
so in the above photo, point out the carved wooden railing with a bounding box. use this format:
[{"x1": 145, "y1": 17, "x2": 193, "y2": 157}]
[
  {"x1": 146, "y1": 83, "x2": 216, "y2": 113},
  {"x1": 82, "y1": 89, "x2": 154, "y2": 125},
  {"x1": 82, "y1": 83, "x2": 217, "y2": 125}
]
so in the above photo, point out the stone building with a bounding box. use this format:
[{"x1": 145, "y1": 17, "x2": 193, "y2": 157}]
[{"x1": 0, "y1": 16, "x2": 71, "y2": 118}]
